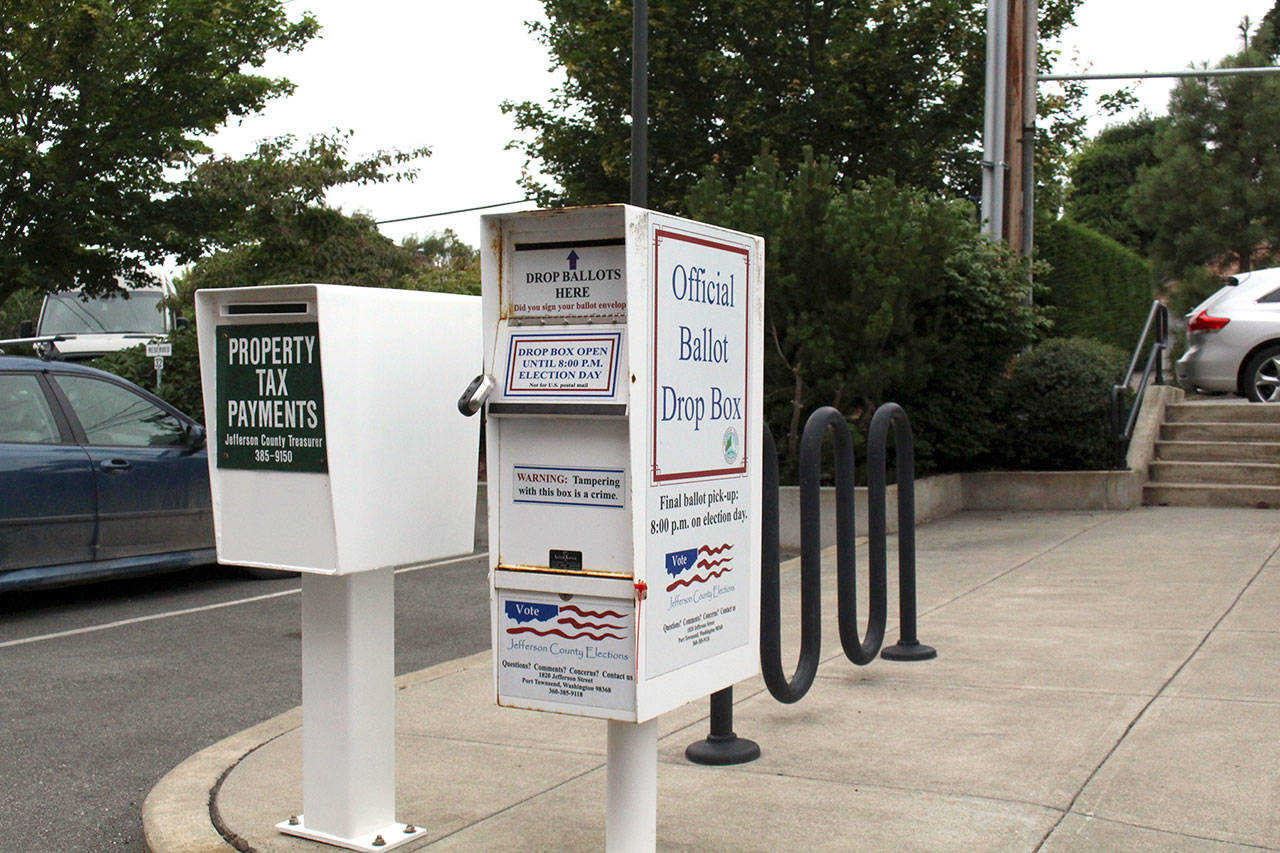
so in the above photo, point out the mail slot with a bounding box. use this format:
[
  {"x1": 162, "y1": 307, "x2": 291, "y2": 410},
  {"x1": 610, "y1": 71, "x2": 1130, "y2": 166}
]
[
  {"x1": 482, "y1": 205, "x2": 764, "y2": 722},
  {"x1": 195, "y1": 283, "x2": 482, "y2": 574}
]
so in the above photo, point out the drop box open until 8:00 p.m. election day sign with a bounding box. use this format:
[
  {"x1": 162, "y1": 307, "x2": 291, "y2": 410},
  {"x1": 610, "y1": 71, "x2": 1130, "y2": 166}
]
[{"x1": 481, "y1": 205, "x2": 763, "y2": 723}]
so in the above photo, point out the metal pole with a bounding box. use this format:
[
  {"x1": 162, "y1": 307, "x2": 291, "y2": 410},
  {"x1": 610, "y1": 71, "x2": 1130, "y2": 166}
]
[
  {"x1": 1021, "y1": 0, "x2": 1037, "y2": 265},
  {"x1": 282, "y1": 569, "x2": 421, "y2": 850},
  {"x1": 606, "y1": 718, "x2": 658, "y2": 852},
  {"x1": 630, "y1": 0, "x2": 648, "y2": 208},
  {"x1": 981, "y1": 0, "x2": 1009, "y2": 238},
  {"x1": 685, "y1": 686, "x2": 761, "y2": 765}
]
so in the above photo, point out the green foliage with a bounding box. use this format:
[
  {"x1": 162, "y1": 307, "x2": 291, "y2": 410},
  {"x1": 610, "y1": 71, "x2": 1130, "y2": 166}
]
[
  {"x1": 125, "y1": 217, "x2": 480, "y2": 420},
  {"x1": 0, "y1": 288, "x2": 44, "y2": 343},
  {"x1": 93, "y1": 326, "x2": 204, "y2": 419},
  {"x1": 1133, "y1": 38, "x2": 1280, "y2": 277},
  {"x1": 1036, "y1": 218, "x2": 1154, "y2": 350},
  {"x1": 1066, "y1": 115, "x2": 1169, "y2": 253},
  {"x1": 0, "y1": 0, "x2": 318, "y2": 304},
  {"x1": 401, "y1": 230, "x2": 481, "y2": 295},
  {"x1": 175, "y1": 211, "x2": 477, "y2": 313},
  {"x1": 507, "y1": 0, "x2": 1083, "y2": 212},
  {"x1": 995, "y1": 337, "x2": 1128, "y2": 470},
  {"x1": 176, "y1": 208, "x2": 420, "y2": 306},
  {"x1": 685, "y1": 147, "x2": 1044, "y2": 476},
  {"x1": 1168, "y1": 266, "x2": 1232, "y2": 317}
]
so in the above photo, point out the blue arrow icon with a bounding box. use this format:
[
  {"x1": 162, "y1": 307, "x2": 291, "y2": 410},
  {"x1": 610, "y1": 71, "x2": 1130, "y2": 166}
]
[{"x1": 566, "y1": 250, "x2": 579, "y2": 270}]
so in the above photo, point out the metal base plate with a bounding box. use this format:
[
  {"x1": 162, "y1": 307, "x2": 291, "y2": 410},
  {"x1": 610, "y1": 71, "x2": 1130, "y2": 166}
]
[
  {"x1": 881, "y1": 642, "x2": 938, "y2": 662},
  {"x1": 684, "y1": 734, "x2": 762, "y2": 766},
  {"x1": 276, "y1": 816, "x2": 423, "y2": 851}
]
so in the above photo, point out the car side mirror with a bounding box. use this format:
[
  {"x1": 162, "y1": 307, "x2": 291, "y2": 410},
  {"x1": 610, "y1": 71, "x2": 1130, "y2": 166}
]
[{"x1": 18, "y1": 320, "x2": 34, "y2": 338}]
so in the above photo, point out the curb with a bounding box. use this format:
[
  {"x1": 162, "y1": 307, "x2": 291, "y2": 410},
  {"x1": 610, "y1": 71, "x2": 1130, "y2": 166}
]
[{"x1": 142, "y1": 651, "x2": 491, "y2": 853}]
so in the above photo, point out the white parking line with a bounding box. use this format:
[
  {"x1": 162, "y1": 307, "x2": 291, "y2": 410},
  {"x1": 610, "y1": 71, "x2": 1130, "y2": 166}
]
[{"x1": 0, "y1": 551, "x2": 488, "y2": 650}]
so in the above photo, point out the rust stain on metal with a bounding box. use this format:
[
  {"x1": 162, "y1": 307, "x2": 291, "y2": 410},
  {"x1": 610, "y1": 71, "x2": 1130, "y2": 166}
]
[{"x1": 490, "y1": 230, "x2": 508, "y2": 320}]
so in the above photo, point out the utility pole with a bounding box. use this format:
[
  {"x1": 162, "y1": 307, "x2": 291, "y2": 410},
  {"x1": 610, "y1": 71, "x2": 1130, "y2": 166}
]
[
  {"x1": 982, "y1": 0, "x2": 1037, "y2": 260},
  {"x1": 1004, "y1": 0, "x2": 1026, "y2": 254}
]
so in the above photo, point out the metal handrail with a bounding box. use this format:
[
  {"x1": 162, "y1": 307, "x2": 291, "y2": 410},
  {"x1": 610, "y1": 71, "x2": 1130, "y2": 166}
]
[{"x1": 1111, "y1": 301, "x2": 1169, "y2": 450}]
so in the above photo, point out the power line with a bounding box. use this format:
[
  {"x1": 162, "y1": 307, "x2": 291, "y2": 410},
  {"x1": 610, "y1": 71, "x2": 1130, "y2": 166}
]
[
  {"x1": 375, "y1": 200, "x2": 534, "y2": 226},
  {"x1": 1041, "y1": 66, "x2": 1280, "y2": 82}
]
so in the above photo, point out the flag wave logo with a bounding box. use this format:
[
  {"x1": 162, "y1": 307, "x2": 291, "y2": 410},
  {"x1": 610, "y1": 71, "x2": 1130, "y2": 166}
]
[
  {"x1": 504, "y1": 601, "x2": 626, "y2": 641},
  {"x1": 664, "y1": 543, "x2": 733, "y2": 592}
]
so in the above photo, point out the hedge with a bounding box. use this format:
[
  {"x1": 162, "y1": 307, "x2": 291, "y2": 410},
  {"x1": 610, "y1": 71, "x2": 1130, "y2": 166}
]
[{"x1": 1037, "y1": 218, "x2": 1153, "y2": 351}]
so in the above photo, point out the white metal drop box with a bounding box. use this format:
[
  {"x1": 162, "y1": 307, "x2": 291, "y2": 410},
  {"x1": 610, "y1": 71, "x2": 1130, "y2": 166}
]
[
  {"x1": 483, "y1": 205, "x2": 764, "y2": 722},
  {"x1": 195, "y1": 283, "x2": 482, "y2": 574}
]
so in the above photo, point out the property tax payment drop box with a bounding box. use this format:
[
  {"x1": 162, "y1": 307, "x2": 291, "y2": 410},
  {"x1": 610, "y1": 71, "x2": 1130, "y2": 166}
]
[
  {"x1": 195, "y1": 283, "x2": 480, "y2": 573},
  {"x1": 483, "y1": 206, "x2": 763, "y2": 722},
  {"x1": 195, "y1": 283, "x2": 482, "y2": 852}
]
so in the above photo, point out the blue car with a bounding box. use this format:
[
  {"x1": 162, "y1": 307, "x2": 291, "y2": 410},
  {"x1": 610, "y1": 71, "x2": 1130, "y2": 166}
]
[{"x1": 0, "y1": 355, "x2": 214, "y2": 592}]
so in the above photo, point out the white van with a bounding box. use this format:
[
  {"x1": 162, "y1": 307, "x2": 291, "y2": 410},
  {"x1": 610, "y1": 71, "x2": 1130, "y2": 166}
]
[{"x1": 31, "y1": 284, "x2": 184, "y2": 360}]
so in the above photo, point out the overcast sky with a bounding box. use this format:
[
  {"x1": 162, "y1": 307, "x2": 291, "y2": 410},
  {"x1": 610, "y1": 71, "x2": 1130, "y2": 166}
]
[{"x1": 206, "y1": 0, "x2": 1276, "y2": 253}]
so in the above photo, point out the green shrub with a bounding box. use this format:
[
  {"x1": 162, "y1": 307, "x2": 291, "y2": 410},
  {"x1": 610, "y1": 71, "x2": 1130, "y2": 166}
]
[
  {"x1": 1037, "y1": 218, "x2": 1154, "y2": 351},
  {"x1": 996, "y1": 337, "x2": 1129, "y2": 470},
  {"x1": 684, "y1": 147, "x2": 1044, "y2": 477},
  {"x1": 92, "y1": 325, "x2": 205, "y2": 420}
]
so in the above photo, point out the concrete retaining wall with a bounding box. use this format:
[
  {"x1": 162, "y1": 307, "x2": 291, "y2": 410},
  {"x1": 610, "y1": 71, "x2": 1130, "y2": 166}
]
[
  {"x1": 778, "y1": 475, "x2": 964, "y2": 550},
  {"x1": 961, "y1": 470, "x2": 1141, "y2": 512}
]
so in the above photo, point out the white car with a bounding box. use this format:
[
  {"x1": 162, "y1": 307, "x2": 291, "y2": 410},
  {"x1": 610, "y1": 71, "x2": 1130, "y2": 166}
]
[
  {"x1": 1176, "y1": 267, "x2": 1280, "y2": 402},
  {"x1": 27, "y1": 284, "x2": 182, "y2": 361}
]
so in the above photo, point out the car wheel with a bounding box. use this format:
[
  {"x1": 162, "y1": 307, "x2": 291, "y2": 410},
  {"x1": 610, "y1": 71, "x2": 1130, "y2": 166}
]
[{"x1": 1243, "y1": 344, "x2": 1280, "y2": 402}]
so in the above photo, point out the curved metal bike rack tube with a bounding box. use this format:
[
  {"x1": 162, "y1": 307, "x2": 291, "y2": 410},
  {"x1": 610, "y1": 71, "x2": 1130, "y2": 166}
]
[
  {"x1": 868, "y1": 403, "x2": 937, "y2": 662},
  {"x1": 800, "y1": 407, "x2": 886, "y2": 666},
  {"x1": 760, "y1": 423, "x2": 821, "y2": 702}
]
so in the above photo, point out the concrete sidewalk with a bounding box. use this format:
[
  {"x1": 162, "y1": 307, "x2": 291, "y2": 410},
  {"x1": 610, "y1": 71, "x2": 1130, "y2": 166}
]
[{"x1": 144, "y1": 508, "x2": 1280, "y2": 852}]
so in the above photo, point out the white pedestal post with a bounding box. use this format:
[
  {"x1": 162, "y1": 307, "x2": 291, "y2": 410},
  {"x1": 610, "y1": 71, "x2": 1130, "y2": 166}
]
[
  {"x1": 605, "y1": 718, "x2": 657, "y2": 853},
  {"x1": 277, "y1": 568, "x2": 421, "y2": 852}
]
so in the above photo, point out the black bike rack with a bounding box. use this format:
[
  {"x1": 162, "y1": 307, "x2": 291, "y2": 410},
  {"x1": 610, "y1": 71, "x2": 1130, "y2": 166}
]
[
  {"x1": 869, "y1": 404, "x2": 936, "y2": 662},
  {"x1": 685, "y1": 404, "x2": 935, "y2": 765}
]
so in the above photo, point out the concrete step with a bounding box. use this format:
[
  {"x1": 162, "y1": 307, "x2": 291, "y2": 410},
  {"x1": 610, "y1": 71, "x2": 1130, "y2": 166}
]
[
  {"x1": 1160, "y1": 422, "x2": 1280, "y2": 442},
  {"x1": 1165, "y1": 402, "x2": 1280, "y2": 424},
  {"x1": 1148, "y1": 460, "x2": 1280, "y2": 485},
  {"x1": 1155, "y1": 440, "x2": 1280, "y2": 463},
  {"x1": 1144, "y1": 483, "x2": 1280, "y2": 508}
]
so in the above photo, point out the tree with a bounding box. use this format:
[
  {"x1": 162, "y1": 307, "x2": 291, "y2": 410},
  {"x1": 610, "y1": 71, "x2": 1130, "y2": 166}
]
[
  {"x1": 1133, "y1": 35, "x2": 1280, "y2": 276},
  {"x1": 685, "y1": 147, "x2": 1044, "y2": 475},
  {"x1": 401, "y1": 229, "x2": 481, "y2": 295},
  {"x1": 1066, "y1": 114, "x2": 1168, "y2": 253},
  {"x1": 505, "y1": 0, "x2": 1083, "y2": 212},
  {"x1": 111, "y1": 207, "x2": 479, "y2": 416},
  {"x1": 154, "y1": 132, "x2": 427, "y2": 312},
  {"x1": 0, "y1": 0, "x2": 317, "y2": 304}
]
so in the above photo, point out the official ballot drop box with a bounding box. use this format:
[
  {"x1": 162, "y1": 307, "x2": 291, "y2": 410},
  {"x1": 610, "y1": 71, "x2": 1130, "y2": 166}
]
[
  {"x1": 195, "y1": 283, "x2": 482, "y2": 573},
  {"x1": 483, "y1": 205, "x2": 763, "y2": 723}
]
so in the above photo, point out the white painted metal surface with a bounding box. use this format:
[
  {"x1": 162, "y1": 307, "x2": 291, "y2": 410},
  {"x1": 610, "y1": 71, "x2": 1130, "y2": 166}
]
[
  {"x1": 194, "y1": 284, "x2": 485, "y2": 850},
  {"x1": 482, "y1": 206, "x2": 763, "y2": 723},
  {"x1": 194, "y1": 283, "x2": 481, "y2": 574},
  {"x1": 605, "y1": 718, "x2": 657, "y2": 853},
  {"x1": 275, "y1": 569, "x2": 418, "y2": 849}
]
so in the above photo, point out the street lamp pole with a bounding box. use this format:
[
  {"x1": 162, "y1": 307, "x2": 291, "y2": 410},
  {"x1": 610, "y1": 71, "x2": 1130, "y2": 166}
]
[{"x1": 631, "y1": 0, "x2": 648, "y2": 209}]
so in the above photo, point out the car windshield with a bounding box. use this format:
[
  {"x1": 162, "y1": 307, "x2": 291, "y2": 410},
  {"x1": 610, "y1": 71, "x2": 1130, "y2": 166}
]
[{"x1": 40, "y1": 291, "x2": 165, "y2": 335}]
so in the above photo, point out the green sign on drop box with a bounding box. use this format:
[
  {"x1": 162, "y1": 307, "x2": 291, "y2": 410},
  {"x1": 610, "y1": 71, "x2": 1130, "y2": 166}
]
[{"x1": 215, "y1": 322, "x2": 328, "y2": 473}]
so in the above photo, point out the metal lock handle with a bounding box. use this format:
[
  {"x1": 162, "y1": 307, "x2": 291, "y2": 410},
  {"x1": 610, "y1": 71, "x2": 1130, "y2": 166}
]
[{"x1": 457, "y1": 373, "x2": 495, "y2": 416}]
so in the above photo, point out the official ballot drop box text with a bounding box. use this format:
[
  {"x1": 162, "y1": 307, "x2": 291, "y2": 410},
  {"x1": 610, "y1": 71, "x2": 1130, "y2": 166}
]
[
  {"x1": 195, "y1": 283, "x2": 482, "y2": 574},
  {"x1": 483, "y1": 206, "x2": 764, "y2": 722}
]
